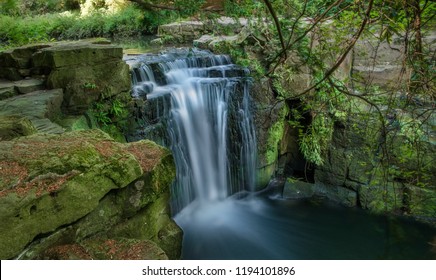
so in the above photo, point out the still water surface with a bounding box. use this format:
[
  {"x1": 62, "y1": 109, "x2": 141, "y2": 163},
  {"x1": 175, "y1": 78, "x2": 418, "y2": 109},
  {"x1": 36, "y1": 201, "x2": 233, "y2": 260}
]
[{"x1": 176, "y1": 190, "x2": 436, "y2": 260}]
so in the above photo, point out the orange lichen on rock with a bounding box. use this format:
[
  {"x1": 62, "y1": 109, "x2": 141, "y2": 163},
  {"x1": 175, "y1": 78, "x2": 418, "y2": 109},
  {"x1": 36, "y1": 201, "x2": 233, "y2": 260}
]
[
  {"x1": 125, "y1": 141, "x2": 165, "y2": 172},
  {"x1": 97, "y1": 238, "x2": 168, "y2": 260},
  {"x1": 0, "y1": 161, "x2": 29, "y2": 196},
  {"x1": 94, "y1": 140, "x2": 118, "y2": 158},
  {"x1": 0, "y1": 170, "x2": 79, "y2": 198},
  {"x1": 39, "y1": 244, "x2": 92, "y2": 260}
]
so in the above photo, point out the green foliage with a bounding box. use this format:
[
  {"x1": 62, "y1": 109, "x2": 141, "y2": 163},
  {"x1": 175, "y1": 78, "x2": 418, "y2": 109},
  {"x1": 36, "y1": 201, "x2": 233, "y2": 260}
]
[
  {"x1": 228, "y1": 48, "x2": 264, "y2": 78},
  {"x1": 83, "y1": 82, "x2": 97, "y2": 89},
  {"x1": 298, "y1": 113, "x2": 333, "y2": 166},
  {"x1": 92, "y1": 98, "x2": 128, "y2": 126},
  {"x1": 0, "y1": 0, "x2": 80, "y2": 16},
  {"x1": 173, "y1": 0, "x2": 205, "y2": 17},
  {"x1": 92, "y1": 103, "x2": 112, "y2": 126},
  {"x1": 0, "y1": 5, "x2": 163, "y2": 49},
  {"x1": 0, "y1": 0, "x2": 19, "y2": 16}
]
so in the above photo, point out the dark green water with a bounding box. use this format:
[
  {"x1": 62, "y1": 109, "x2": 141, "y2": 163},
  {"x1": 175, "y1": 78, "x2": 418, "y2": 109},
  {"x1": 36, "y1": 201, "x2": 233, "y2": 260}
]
[{"x1": 175, "y1": 191, "x2": 436, "y2": 260}]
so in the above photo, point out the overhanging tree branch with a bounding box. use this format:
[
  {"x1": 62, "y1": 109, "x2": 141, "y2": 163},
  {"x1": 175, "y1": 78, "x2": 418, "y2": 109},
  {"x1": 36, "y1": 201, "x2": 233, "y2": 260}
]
[
  {"x1": 267, "y1": 0, "x2": 345, "y2": 75},
  {"x1": 290, "y1": 0, "x2": 375, "y2": 98},
  {"x1": 262, "y1": 0, "x2": 287, "y2": 59}
]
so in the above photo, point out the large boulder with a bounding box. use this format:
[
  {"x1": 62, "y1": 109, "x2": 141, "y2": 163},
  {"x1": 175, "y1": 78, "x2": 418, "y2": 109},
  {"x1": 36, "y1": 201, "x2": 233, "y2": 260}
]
[
  {"x1": 0, "y1": 129, "x2": 179, "y2": 259},
  {"x1": 0, "y1": 39, "x2": 130, "y2": 115},
  {"x1": 31, "y1": 41, "x2": 130, "y2": 114}
]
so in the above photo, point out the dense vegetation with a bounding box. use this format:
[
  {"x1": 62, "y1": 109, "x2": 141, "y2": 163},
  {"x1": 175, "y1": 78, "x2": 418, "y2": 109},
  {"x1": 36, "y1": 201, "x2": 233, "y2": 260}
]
[{"x1": 0, "y1": 0, "x2": 177, "y2": 49}]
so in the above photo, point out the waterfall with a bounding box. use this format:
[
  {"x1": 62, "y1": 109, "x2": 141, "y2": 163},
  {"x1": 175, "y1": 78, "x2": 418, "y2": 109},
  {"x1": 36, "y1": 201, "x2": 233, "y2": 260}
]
[{"x1": 130, "y1": 48, "x2": 256, "y2": 213}]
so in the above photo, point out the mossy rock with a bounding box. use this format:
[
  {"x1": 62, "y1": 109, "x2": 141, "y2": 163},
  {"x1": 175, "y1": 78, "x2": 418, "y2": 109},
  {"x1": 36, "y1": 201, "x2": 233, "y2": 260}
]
[
  {"x1": 81, "y1": 237, "x2": 168, "y2": 260},
  {"x1": 283, "y1": 179, "x2": 315, "y2": 199},
  {"x1": 0, "y1": 44, "x2": 50, "y2": 69},
  {"x1": 406, "y1": 185, "x2": 436, "y2": 224},
  {"x1": 108, "y1": 192, "x2": 182, "y2": 259},
  {"x1": 314, "y1": 182, "x2": 357, "y2": 207},
  {"x1": 47, "y1": 61, "x2": 130, "y2": 114},
  {"x1": 32, "y1": 41, "x2": 123, "y2": 69},
  {"x1": 0, "y1": 115, "x2": 37, "y2": 141},
  {"x1": 36, "y1": 237, "x2": 168, "y2": 260},
  {"x1": 71, "y1": 140, "x2": 176, "y2": 241},
  {"x1": 359, "y1": 182, "x2": 404, "y2": 214},
  {"x1": 0, "y1": 129, "x2": 145, "y2": 259}
]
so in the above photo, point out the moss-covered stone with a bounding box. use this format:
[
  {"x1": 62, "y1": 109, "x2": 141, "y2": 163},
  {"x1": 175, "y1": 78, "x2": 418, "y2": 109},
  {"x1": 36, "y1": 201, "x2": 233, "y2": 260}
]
[
  {"x1": 283, "y1": 179, "x2": 315, "y2": 199},
  {"x1": 47, "y1": 61, "x2": 130, "y2": 114},
  {"x1": 79, "y1": 237, "x2": 168, "y2": 260},
  {"x1": 0, "y1": 44, "x2": 49, "y2": 69},
  {"x1": 359, "y1": 182, "x2": 404, "y2": 214},
  {"x1": 0, "y1": 80, "x2": 16, "y2": 100},
  {"x1": 406, "y1": 185, "x2": 436, "y2": 225},
  {"x1": 314, "y1": 182, "x2": 357, "y2": 207},
  {"x1": 108, "y1": 192, "x2": 182, "y2": 259},
  {"x1": 32, "y1": 41, "x2": 123, "y2": 69},
  {"x1": 0, "y1": 115, "x2": 37, "y2": 141},
  {"x1": 56, "y1": 140, "x2": 180, "y2": 258},
  {"x1": 0, "y1": 129, "x2": 143, "y2": 259},
  {"x1": 36, "y1": 237, "x2": 168, "y2": 260}
]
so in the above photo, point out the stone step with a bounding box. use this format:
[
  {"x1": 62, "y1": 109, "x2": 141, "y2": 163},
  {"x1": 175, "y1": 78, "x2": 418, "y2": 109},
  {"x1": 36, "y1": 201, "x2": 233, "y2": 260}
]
[
  {"x1": 14, "y1": 78, "x2": 45, "y2": 94},
  {"x1": 0, "y1": 80, "x2": 16, "y2": 100},
  {"x1": 0, "y1": 78, "x2": 45, "y2": 100},
  {"x1": 0, "y1": 88, "x2": 64, "y2": 134},
  {"x1": 31, "y1": 118, "x2": 65, "y2": 134}
]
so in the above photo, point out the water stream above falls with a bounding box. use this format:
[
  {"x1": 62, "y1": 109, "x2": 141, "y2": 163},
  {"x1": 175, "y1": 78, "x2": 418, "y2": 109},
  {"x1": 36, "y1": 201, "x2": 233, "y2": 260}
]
[{"x1": 129, "y1": 49, "x2": 436, "y2": 260}]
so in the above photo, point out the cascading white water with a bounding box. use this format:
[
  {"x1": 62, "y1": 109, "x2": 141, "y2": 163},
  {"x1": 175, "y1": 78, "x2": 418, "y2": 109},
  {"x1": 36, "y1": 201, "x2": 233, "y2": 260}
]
[{"x1": 131, "y1": 49, "x2": 257, "y2": 213}]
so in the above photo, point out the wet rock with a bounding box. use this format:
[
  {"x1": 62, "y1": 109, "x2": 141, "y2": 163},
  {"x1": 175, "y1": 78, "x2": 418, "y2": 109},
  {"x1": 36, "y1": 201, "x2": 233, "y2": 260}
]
[{"x1": 283, "y1": 179, "x2": 315, "y2": 199}]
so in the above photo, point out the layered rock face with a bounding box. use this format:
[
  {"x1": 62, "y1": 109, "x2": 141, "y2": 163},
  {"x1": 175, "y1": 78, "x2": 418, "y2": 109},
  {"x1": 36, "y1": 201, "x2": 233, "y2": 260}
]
[
  {"x1": 0, "y1": 40, "x2": 182, "y2": 259},
  {"x1": 0, "y1": 38, "x2": 130, "y2": 115}
]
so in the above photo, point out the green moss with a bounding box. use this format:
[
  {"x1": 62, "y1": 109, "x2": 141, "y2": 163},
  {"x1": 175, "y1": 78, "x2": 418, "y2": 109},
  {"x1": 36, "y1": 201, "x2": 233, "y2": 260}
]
[
  {"x1": 0, "y1": 115, "x2": 37, "y2": 140},
  {"x1": 0, "y1": 130, "x2": 147, "y2": 259},
  {"x1": 265, "y1": 105, "x2": 288, "y2": 166},
  {"x1": 407, "y1": 185, "x2": 436, "y2": 219},
  {"x1": 359, "y1": 182, "x2": 403, "y2": 214},
  {"x1": 79, "y1": 237, "x2": 168, "y2": 260},
  {"x1": 150, "y1": 152, "x2": 176, "y2": 193}
]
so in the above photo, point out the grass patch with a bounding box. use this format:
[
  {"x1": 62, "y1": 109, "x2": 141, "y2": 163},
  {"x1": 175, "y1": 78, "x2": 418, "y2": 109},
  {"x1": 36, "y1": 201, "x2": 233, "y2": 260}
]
[{"x1": 0, "y1": 6, "x2": 173, "y2": 50}]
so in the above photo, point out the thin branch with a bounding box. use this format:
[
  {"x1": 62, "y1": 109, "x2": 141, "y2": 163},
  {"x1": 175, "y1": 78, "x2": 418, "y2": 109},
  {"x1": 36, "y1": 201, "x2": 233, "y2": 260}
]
[
  {"x1": 289, "y1": 0, "x2": 375, "y2": 98},
  {"x1": 262, "y1": 0, "x2": 287, "y2": 59},
  {"x1": 267, "y1": 0, "x2": 345, "y2": 75}
]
